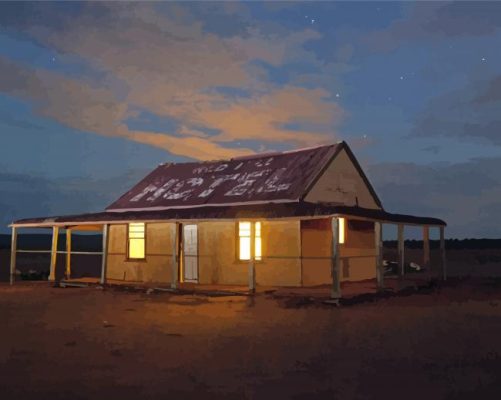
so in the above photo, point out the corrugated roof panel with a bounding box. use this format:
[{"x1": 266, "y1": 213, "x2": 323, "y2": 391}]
[{"x1": 106, "y1": 144, "x2": 341, "y2": 211}]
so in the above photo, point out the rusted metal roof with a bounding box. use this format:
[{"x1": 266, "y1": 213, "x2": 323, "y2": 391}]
[
  {"x1": 12, "y1": 202, "x2": 447, "y2": 227},
  {"x1": 106, "y1": 143, "x2": 342, "y2": 211},
  {"x1": 10, "y1": 142, "x2": 447, "y2": 228}
]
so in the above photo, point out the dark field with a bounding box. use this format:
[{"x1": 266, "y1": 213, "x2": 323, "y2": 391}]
[
  {"x1": 1, "y1": 236, "x2": 501, "y2": 399},
  {"x1": 2, "y1": 281, "x2": 501, "y2": 399}
]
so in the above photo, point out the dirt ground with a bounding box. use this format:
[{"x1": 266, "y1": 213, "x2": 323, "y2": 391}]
[{"x1": 2, "y1": 281, "x2": 501, "y2": 399}]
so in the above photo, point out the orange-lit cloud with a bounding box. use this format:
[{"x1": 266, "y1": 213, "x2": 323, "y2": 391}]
[
  {"x1": 126, "y1": 131, "x2": 253, "y2": 161},
  {"x1": 192, "y1": 86, "x2": 343, "y2": 145},
  {"x1": 0, "y1": 3, "x2": 345, "y2": 160}
]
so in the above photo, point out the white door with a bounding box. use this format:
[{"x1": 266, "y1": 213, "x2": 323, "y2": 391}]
[{"x1": 183, "y1": 225, "x2": 198, "y2": 282}]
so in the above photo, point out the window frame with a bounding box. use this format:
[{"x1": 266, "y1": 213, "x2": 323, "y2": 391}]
[
  {"x1": 338, "y1": 217, "x2": 347, "y2": 245},
  {"x1": 235, "y1": 221, "x2": 263, "y2": 263},
  {"x1": 126, "y1": 222, "x2": 147, "y2": 261}
]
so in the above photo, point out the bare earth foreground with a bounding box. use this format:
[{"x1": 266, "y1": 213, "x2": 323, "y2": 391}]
[{"x1": 2, "y1": 282, "x2": 501, "y2": 399}]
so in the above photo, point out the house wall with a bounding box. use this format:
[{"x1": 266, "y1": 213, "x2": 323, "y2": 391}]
[
  {"x1": 198, "y1": 220, "x2": 302, "y2": 287},
  {"x1": 341, "y1": 219, "x2": 377, "y2": 281},
  {"x1": 304, "y1": 148, "x2": 381, "y2": 210},
  {"x1": 301, "y1": 218, "x2": 376, "y2": 286},
  {"x1": 106, "y1": 222, "x2": 175, "y2": 283},
  {"x1": 106, "y1": 220, "x2": 302, "y2": 287},
  {"x1": 106, "y1": 217, "x2": 373, "y2": 287}
]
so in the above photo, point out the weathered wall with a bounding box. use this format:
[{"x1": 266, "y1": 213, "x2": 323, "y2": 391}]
[
  {"x1": 106, "y1": 222, "x2": 174, "y2": 283},
  {"x1": 301, "y1": 219, "x2": 332, "y2": 286},
  {"x1": 256, "y1": 220, "x2": 302, "y2": 286},
  {"x1": 106, "y1": 218, "x2": 377, "y2": 286},
  {"x1": 197, "y1": 221, "x2": 239, "y2": 284},
  {"x1": 301, "y1": 218, "x2": 376, "y2": 285},
  {"x1": 304, "y1": 148, "x2": 381, "y2": 210},
  {"x1": 198, "y1": 220, "x2": 302, "y2": 287},
  {"x1": 106, "y1": 220, "x2": 302, "y2": 286},
  {"x1": 341, "y1": 219, "x2": 377, "y2": 281}
]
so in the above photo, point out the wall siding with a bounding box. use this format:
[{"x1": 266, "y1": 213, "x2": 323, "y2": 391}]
[
  {"x1": 105, "y1": 218, "x2": 373, "y2": 287},
  {"x1": 106, "y1": 220, "x2": 302, "y2": 286},
  {"x1": 106, "y1": 222, "x2": 174, "y2": 283},
  {"x1": 304, "y1": 148, "x2": 381, "y2": 210},
  {"x1": 301, "y1": 218, "x2": 376, "y2": 285},
  {"x1": 198, "y1": 220, "x2": 302, "y2": 286}
]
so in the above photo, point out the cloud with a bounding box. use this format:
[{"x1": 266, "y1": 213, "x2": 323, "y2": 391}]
[
  {"x1": 0, "y1": 108, "x2": 44, "y2": 131},
  {"x1": 0, "y1": 169, "x2": 150, "y2": 230},
  {"x1": 472, "y1": 76, "x2": 501, "y2": 104},
  {"x1": 421, "y1": 145, "x2": 441, "y2": 155},
  {"x1": 413, "y1": 73, "x2": 501, "y2": 145},
  {"x1": 0, "y1": 56, "x2": 129, "y2": 136},
  {"x1": 125, "y1": 132, "x2": 253, "y2": 161},
  {"x1": 367, "y1": 157, "x2": 501, "y2": 238},
  {"x1": 0, "y1": 2, "x2": 343, "y2": 160},
  {"x1": 0, "y1": 54, "x2": 256, "y2": 160},
  {"x1": 190, "y1": 86, "x2": 343, "y2": 145},
  {"x1": 365, "y1": 2, "x2": 501, "y2": 52}
]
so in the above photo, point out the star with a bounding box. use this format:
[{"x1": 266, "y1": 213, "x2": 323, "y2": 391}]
[
  {"x1": 399, "y1": 76, "x2": 404, "y2": 80},
  {"x1": 481, "y1": 57, "x2": 487, "y2": 62},
  {"x1": 335, "y1": 93, "x2": 340, "y2": 98},
  {"x1": 51, "y1": 57, "x2": 56, "y2": 62},
  {"x1": 311, "y1": 19, "x2": 315, "y2": 24}
]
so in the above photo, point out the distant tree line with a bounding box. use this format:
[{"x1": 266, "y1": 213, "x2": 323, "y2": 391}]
[{"x1": 384, "y1": 238, "x2": 501, "y2": 250}]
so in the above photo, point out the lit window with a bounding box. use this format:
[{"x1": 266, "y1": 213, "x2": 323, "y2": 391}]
[
  {"x1": 128, "y1": 223, "x2": 145, "y2": 259},
  {"x1": 238, "y1": 221, "x2": 262, "y2": 261},
  {"x1": 339, "y1": 218, "x2": 346, "y2": 244},
  {"x1": 255, "y1": 222, "x2": 262, "y2": 261}
]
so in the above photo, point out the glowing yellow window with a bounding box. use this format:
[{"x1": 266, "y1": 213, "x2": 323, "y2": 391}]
[
  {"x1": 254, "y1": 222, "x2": 262, "y2": 261},
  {"x1": 238, "y1": 221, "x2": 262, "y2": 261},
  {"x1": 128, "y1": 223, "x2": 145, "y2": 259},
  {"x1": 339, "y1": 217, "x2": 346, "y2": 244}
]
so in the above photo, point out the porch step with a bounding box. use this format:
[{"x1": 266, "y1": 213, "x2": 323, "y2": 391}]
[
  {"x1": 59, "y1": 281, "x2": 90, "y2": 288},
  {"x1": 154, "y1": 286, "x2": 248, "y2": 297}
]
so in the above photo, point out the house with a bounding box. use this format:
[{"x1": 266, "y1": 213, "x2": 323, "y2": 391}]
[{"x1": 8, "y1": 141, "x2": 446, "y2": 298}]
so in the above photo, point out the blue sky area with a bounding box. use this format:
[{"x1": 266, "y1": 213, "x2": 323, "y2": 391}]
[{"x1": 1, "y1": 1, "x2": 501, "y2": 238}]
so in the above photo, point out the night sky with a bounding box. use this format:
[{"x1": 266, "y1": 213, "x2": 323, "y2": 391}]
[{"x1": 0, "y1": 1, "x2": 500, "y2": 238}]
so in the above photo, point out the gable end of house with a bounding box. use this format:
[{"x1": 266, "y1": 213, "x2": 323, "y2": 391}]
[{"x1": 302, "y1": 142, "x2": 383, "y2": 210}]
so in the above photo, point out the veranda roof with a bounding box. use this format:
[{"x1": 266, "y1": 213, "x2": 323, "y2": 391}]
[{"x1": 11, "y1": 202, "x2": 446, "y2": 228}]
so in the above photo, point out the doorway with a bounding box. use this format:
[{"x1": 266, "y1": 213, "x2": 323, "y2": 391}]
[{"x1": 183, "y1": 224, "x2": 198, "y2": 282}]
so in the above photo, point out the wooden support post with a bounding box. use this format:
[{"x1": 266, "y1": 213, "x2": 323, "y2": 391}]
[
  {"x1": 423, "y1": 226, "x2": 430, "y2": 270},
  {"x1": 171, "y1": 223, "x2": 179, "y2": 289},
  {"x1": 330, "y1": 217, "x2": 341, "y2": 299},
  {"x1": 65, "y1": 229, "x2": 72, "y2": 280},
  {"x1": 179, "y1": 224, "x2": 184, "y2": 284},
  {"x1": 100, "y1": 224, "x2": 109, "y2": 285},
  {"x1": 248, "y1": 222, "x2": 256, "y2": 293},
  {"x1": 440, "y1": 226, "x2": 447, "y2": 281},
  {"x1": 375, "y1": 221, "x2": 384, "y2": 291},
  {"x1": 397, "y1": 224, "x2": 405, "y2": 278},
  {"x1": 48, "y1": 226, "x2": 59, "y2": 282},
  {"x1": 9, "y1": 226, "x2": 18, "y2": 285}
]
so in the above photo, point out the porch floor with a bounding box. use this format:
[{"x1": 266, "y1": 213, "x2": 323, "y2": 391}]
[{"x1": 59, "y1": 272, "x2": 441, "y2": 300}]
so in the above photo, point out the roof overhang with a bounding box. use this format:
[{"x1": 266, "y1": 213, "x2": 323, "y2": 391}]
[{"x1": 10, "y1": 202, "x2": 446, "y2": 229}]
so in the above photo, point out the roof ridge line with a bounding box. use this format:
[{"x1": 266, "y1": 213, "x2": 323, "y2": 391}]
[{"x1": 158, "y1": 142, "x2": 342, "y2": 166}]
